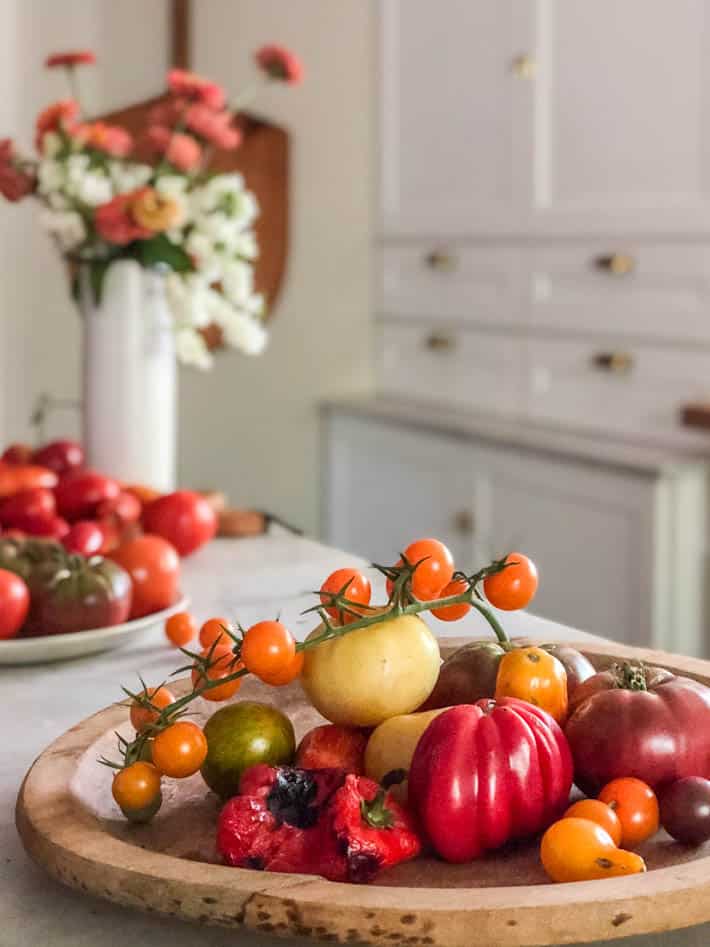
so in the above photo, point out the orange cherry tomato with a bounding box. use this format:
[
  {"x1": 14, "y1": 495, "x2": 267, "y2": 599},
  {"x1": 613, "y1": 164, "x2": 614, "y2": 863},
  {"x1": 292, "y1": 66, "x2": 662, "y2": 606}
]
[
  {"x1": 404, "y1": 538, "x2": 454, "y2": 600},
  {"x1": 598, "y1": 778, "x2": 659, "y2": 848},
  {"x1": 483, "y1": 552, "x2": 538, "y2": 611},
  {"x1": 495, "y1": 646, "x2": 568, "y2": 724},
  {"x1": 564, "y1": 799, "x2": 622, "y2": 847},
  {"x1": 0, "y1": 462, "x2": 57, "y2": 498},
  {"x1": 257, "y1": 649, "x2": 305, "y2": 686},
  {"x1": 191, "y1": 647, "x2": 244, "y2": 702},
  {"x1": 319, "y1": 568, "x2": 371, "y2": 625},
  {"x1": 541, "y1": 817, "x2": 646, "y2": 883},
  {"x1": 199, "y1": 616, "x2": 232, "y2": 650},
  {"x1": 165, "y1": 611, "x2": 197, "y2": 647},
  {"x1": 241, "y1": 620, "x2": 296, "y2": 682},
  {"x1": 431, "y1": 578, "x2": 472, "y2": 621},
  {"x1": 152, "y1": 720, "x2": 207, "y2": 778},
  {"x1": 108, "y1": 534, "x2": 180, "y2": 619},
  {"x1": 129, "y1": 685, "x2": 175, "y2": 733},
  {"x1": 112, "y1": 761, "x2": 162, "y2": 822}
]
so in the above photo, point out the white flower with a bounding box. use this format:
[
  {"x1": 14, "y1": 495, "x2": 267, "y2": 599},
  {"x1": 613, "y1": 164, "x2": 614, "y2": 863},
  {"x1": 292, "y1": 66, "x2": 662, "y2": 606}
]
[
  {"x1": 219, "y1": 309, "x2": 268, "y2": 356},
  {"x1": 37, "y1": 159, "x2": 64, "y2": 195},
  {"x1": 245, "y1": 292, "x2": 265, "y2": 318},
  {"x1": 156, "y1": 174, "x2": 190, "y2": 233},
  {"x1": 155, "y1": 175, "x2": 188, "y2": 198},
  {"x1": 65, "y1": 153, "x2": 90, "y2": 191},
  {"x1": 193, "y1": 211, "x2": 242, "y2": 251},
  {"x1": 40, "y1": 209, "x2": 87, "y2": 251},
  {"x1": 165, "y1": 272, "x2": 216, "y2": 329},
  {"x1": 41, "y1": 131, "x2": 62, "y2": 158},
  {"x1": 108, "y1": 161, "x2": 152, "y2": 193},
  {"x1": 175, "y1": 327, "x2": 213, "y2": 370},
  {"x1": 184, "y1": 231, "x2": 221, "y2": 280},
  {"x1": 76, "y1": 170, "x2": 113, "y2": 207},
  {"x1": 47, "y1": 191, "x2": 70, "y2": 211},
  {"x1": 234, "y1": 230, "x2": 259, "y2": 260},
  {"x1": 222, "y1": 259, "x2": 253, "y2": 305}
]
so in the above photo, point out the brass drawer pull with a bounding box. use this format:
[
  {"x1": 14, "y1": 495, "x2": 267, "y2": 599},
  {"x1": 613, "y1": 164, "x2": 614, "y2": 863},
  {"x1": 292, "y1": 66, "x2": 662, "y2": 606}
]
[
  {"x1": 425, "y1": 332, "x2": 457, "y2": 353},
  {"x1": 425, "y1": 248, "x2": 458, "y2": 272},
  {"x1": 452, "y1": 510, "x2": 475, "y2": 536},
  {"x1": 511, "y1": 53, "x2": 537, "y2": 80},
  {"x1": 591, "y1": 351, "x2": 634, "y2": 374},
  {"x1": 595, "y1": 253, "x2": 636, "y2": 276}
]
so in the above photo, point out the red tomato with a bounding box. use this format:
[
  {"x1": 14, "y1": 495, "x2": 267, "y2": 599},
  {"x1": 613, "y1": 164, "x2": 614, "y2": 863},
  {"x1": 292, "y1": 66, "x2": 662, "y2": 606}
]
[
  {"x1": 33, "y1": 439, "x2": 84, "y2": 476},
  {"x1": 62, "y1": 521, "x2": 104, "y2": 557},
  {"x1": 483, "y1": 552, "x2": 538, "y2": 611},
  {"x1": 0, "y1": 568, "x2": 29, "y2": 639},
  {"x1": 108, "y1": 534, "x2": 180, "y2": 619},
  {"x1": 96, "y1": 490, "x2": 142, "y2": 524},
  {"x1": 54, "y1": 469, "x2": 120, "y2": 521},
  {"x1": 0, "y1": 463, "x2": 57, "y2": 499},
  {"x1": 19, "y1": 513, "x2": 69, "y2": 539},
  {"x1": 0, "y1": 487, "x2": 55, "y2": 527},
  {"x1": 142, "y1": 490, "x2": 217, "y2": 557},
  {"x1": 1, "y1": 444, "x2": 33, "y2": 465}
]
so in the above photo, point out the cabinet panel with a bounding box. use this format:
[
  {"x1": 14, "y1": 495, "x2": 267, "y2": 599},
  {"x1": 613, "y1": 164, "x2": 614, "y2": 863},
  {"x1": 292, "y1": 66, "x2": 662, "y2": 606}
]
[
  {"x1": 380, "y1": 0, "x2": 531, "y2": 235},
  {"x1": 532, "y1": 0, "x2": 710, "y2": 232},
  {"x1": 377, "y1": 321, "x2": 525, "y2": 415}
]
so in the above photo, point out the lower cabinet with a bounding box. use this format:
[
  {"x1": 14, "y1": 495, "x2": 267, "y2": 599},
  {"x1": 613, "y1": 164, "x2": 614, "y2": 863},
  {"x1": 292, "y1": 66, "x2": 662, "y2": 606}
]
[{"x1": 322, "y1": 409, "x2": 707, "y2": 654}]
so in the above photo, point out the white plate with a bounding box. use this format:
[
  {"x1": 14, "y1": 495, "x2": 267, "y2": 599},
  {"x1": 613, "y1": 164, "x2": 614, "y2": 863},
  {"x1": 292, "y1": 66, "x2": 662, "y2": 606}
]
[{"x1": 0, "y1": 597, "x2": 189, "y2": 665}]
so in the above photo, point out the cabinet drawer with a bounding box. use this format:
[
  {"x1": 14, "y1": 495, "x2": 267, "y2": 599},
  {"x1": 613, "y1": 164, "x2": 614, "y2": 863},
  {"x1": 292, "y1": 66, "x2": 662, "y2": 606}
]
[
  {"x1": 377, "y1": 321, "x2": 525, "y2": 414},
  {"x1": 526, "y1": 244, "x2": 710, "y2": 344},
  {"x1": 378, "y1": 245, "x2": 524, "y2": 326},
  {"x1": 529, "y1": 337, "x2": 710, "y2": 437}
]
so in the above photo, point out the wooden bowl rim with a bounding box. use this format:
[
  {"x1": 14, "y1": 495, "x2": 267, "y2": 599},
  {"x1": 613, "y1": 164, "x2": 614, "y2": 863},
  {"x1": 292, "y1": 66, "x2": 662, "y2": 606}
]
[{"x1": 16, "y1": 637, "x2": 710, "y2": 945}]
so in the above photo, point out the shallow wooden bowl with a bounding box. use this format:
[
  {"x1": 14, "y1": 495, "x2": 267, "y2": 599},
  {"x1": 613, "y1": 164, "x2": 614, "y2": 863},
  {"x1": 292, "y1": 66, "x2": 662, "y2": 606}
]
[{"x1": 16, "y1": 639, "x2": 710, "y2": 946}]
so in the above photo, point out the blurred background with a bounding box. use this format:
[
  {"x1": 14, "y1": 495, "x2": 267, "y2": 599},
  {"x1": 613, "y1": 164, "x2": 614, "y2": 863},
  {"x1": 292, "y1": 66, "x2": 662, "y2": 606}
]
[{"x1": 3, "y1": 0, "x2": 710, "y2": 654}]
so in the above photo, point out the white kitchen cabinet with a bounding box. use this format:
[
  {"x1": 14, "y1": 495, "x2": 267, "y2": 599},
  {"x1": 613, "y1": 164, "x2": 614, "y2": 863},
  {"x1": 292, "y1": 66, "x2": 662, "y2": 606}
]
[
  {"x1": 323, "y1": 407, "x2": 707, "y2": 654},
  {"x1": 380, "y1": 0, "x2": 710, "y2": 237}
]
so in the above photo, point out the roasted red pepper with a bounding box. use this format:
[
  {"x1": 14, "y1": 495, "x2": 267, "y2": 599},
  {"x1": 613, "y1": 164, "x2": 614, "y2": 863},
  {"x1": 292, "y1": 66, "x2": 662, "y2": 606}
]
[{"x1": 216, "y1": 764, "x2": 421, "y2": 882}]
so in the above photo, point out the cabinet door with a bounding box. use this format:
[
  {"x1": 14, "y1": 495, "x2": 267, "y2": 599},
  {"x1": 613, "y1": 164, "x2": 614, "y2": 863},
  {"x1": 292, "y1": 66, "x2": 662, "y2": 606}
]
[
  {"x1": 323, "y1": 413, "x2": 483, "y2": 571},
  {"x1": 530, "y1": 0, "x2": 710, "y2": 234},
  {"x1": 379, "y1": 0, "x2": 532, "y2": 236},
  {"x1": 473, "y1": 444, "x2": 656, "y2": 645}
]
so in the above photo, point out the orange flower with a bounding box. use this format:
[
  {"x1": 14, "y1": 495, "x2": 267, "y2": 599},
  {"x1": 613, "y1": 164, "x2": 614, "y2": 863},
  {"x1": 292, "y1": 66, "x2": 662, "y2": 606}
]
[
  {"x1": 94, "y1": 191, "x2": 153, "y2": 246},
  {"x1": 35, "y1": 99, "x2": 80, "y2": 152},
  {"x1": 167, "y1": 68, "x2": 225, "y2": 110},
  {"x1": 0, "y1": 139, "x2": 35, "y2": 202},
  {"x1": 80, "y1": 122, "x2": 133, "y2": 157},
  {"x1": 45, "y1": 51, "x2": 96, "y2": 68},
  {"x1": 144, "y1": 126, "x2": 202, "y2": 172},
  {"x1": 131, "y1": 187, "x2": 181, "y2": 232},
  {"x1": 255, "y1": 45, "x2": 303, "y2": 84}
]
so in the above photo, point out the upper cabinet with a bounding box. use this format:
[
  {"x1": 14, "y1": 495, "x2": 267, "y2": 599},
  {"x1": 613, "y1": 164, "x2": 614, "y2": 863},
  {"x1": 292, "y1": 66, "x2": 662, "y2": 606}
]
[{"x1": 380, "y1": 0, "x2": 710, "y2": 237}]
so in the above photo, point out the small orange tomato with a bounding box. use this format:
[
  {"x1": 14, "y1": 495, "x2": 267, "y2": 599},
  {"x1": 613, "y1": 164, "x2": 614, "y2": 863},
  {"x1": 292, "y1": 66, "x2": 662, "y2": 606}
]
[
  {"x1": 241, "y1": 620, "x2": 296, "y2": 682},
  {"x1": 112, "y1": 761, "x2": 162, "y2": 822},
  {"x1": 598, "y1": 778, "x2": 659, "y2": 848},
  {"x1": 319, "y1": 568, "x2": 371, "y2": 624},
  {"x1": 564, "y1": 799, "x2": 622, "y2": 847},
  {"x1": 191, "y1": 647, "x2": 244, "y2": 702},
  {"x1": 152, "y1": 721, "x2": 207, "y2": 778},
  {"x1": 494, "y1": 646, "x2": 568, "y2": 724},
  {"x1": 404, "y1": 538, "x2": 455, "y2": 600},
  {"x1": 483, "y1": 553, "x2": 538, "y2": 611},
  {"x1": 541, "y1": 817, "x2": 646, "y2": 883},
  {"x1": 199, "y1": 616, "x2": 232, "y2": 650},
  {"x1": 258, "y1": 649, "x2": 305, "y2": 686},
  {"x1": 129, "y1": 685, "x2": 175, "y2": 733},
  {"x1": 431, "y1": 578, "x2": 472, "y2": 621},
  {"x1": 165, "y1": 611, "x2": 197, "y2": 647}
]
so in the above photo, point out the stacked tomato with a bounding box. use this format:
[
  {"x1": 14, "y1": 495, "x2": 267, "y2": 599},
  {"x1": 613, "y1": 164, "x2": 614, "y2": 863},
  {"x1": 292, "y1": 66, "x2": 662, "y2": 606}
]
[{"x1": 0, "y1": 437, "x2": 217, "y2": 639}]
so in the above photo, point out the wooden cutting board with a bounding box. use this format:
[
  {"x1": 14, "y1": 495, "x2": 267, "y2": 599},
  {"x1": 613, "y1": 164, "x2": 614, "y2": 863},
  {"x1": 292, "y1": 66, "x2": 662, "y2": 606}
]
[{"x1": 16, "y1": 639, "x2": 710, "y2": 947}]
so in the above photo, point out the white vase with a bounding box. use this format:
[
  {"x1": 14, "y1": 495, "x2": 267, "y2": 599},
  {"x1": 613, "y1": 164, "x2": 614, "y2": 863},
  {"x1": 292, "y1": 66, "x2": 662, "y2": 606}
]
[{"x1": 81, "y1": 260, "x2": 177, "y2": 492}]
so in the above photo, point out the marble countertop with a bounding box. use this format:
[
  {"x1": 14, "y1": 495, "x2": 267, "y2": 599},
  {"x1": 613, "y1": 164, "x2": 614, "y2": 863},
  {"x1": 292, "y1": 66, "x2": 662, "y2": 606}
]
[
  {"x1": 1, "y1": 534, "x2": 706, "y2": 947},
  {"x1": 322, "y1": 395, "x2": 710, "y2": 476}
]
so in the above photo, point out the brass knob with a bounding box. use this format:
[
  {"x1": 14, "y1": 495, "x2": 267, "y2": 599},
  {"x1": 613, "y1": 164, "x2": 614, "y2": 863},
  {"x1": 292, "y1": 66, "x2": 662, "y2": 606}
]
[
  {"x1": 595, "y1": 253, "x2": 636, "y2": 276},
  {"x1": 425, "y1": 248, "x2": 457, "y2": 272},
  {"x1": 591, "y1": 352, "x2": 634, "y2": 374},
  {"x1": 453, "y1": 510, "x2": 475, "y2": 536},
  {"x1": 511, "y1": 54, "x2": 537, "y2": 80},
  {"x1": 425, "y1": 332, "x2": 457, "y2": 353}
]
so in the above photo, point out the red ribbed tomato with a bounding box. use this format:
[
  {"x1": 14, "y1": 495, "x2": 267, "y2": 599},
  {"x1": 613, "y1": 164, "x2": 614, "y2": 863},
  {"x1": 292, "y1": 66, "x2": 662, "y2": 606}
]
[{"x1": 409, "y1": 698, "x2": 573, "y2": 863}]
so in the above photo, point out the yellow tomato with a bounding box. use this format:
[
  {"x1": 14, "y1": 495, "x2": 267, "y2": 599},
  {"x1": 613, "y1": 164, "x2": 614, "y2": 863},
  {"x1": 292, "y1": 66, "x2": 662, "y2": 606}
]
[
  {"x1": 495, "y1": 646, "x2": 568, "y2": 724},
  {"x1": 301, "y1": 612, "x2": 440, "y2": 727},
  {"x1": 541, "y1": 817, "x2": 646, "y2": 883},
  {"x1": 364, "y1": 706, "x2": 449, "y2": 800}
]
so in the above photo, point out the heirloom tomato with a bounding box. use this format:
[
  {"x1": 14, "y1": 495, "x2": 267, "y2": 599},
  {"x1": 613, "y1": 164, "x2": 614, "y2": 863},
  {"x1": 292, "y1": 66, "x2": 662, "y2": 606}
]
[
  {"x1": 96, "y1": 490, "x2": 142, "y2": 524},
  {"x1": 563, "y1": 799, "x2": 622, "y2": 846},
  {"x1": 62, "y1": 521, "x2": 104, "y2": 557},
  {"x1": 54, "y1": 469, "x2": 120, "y2": 521},
  {"x1": 0, "y1": 487, "x2": 55, "y2": 527},
  {"x1": 1, "y1": 443, "x2": 33, "y2": 465},
  {"x1": 540, "y1": 818, "x2": 646, "y2": 883},
  {"x1": 483, "y1": 552, "x2": 538, "y2": 610},
  {"x1": 297, "y1": 724, "x2": 368, "y2": 774},
  {"x1": 0, "y1": 568, "x2": 29, "y2": 639},
  {"x1": 565, "y1": 663, "x2": 710, "y2": 793},
  {"x1": 598, "y1": 778, "x2": 659, "y2": 848},
  {"x1": 660, "y1": 777, "x2": 710, "y2": 845},
  {"x1": 33, "y1": 439, "x2": 83, "y2": 476},
  {"x1": 301, "y1": 611, "x2": 440, "y2": 727},
  {"x1": 364, "y1": 707, "x2": 449, "y2": 799},
  {"x1": 495, "y1": 646, "x2": 568, "y2": 724},
  {"x1": 409, "y1": 699, "x2": 573, "y2": 862},
  {"x1": 108, "y1": 535, "x2": 180, "y2": 619},
  {"x1": 142, "y1": 490, "x2": 216, "y2": 556}
]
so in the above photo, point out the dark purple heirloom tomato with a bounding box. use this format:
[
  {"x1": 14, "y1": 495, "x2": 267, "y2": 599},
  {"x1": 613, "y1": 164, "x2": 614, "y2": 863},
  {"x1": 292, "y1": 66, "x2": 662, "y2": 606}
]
[{"x1": 660, "y1": 777, "x2": 710, "y2": 845}]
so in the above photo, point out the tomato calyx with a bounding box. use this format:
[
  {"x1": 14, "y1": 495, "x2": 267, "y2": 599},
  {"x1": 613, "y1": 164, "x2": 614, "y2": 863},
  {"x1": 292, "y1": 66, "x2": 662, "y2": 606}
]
[
  {"x1": 360, "y1": 788, "x2": 395, "y2": 830},
  {"x1": 612, "y1": 662, "x2": 649, "y2": 692}
]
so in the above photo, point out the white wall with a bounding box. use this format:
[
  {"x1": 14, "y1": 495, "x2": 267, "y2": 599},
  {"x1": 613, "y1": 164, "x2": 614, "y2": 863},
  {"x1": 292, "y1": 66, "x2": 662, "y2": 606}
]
[
  {"x1": 184, "y1": 0, "x2": 375, "y2": 534},
  {"x1": 0, "y1": 0, "x2": 374, "y2": 537}
]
